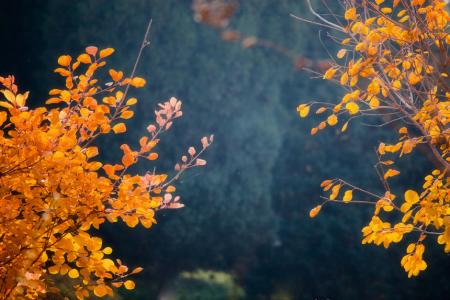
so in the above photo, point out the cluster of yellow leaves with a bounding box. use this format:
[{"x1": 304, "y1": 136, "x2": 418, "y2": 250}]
[
  {"x1": 0, "y1": 46, "x2": 211, "y2": 299},
  {"x1": 302, "y1": 0, "x2": 450, "y2": 277}
]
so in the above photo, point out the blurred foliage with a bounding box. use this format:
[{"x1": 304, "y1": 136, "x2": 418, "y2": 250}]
[
  {"x1": 1, "y1": 0, "x2": 449, "y2": 299},
  {"x1": 159, "y1": 270, "x2": 244, "y2": 300}
]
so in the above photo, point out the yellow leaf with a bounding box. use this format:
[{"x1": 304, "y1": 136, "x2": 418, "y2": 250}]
[
  {"x1": 345, "y1": 102, "x2": 359, "y2": 115},
  {"x1": 401, "y1": 140, "x2": 414, "y2": 155},
  {"x1": 297, "y1": 104, "x2": 310, "y2": 118},
  {"x1": 120, "y1": 110, "x2": 134, "y2": 119},
  {"x1": 344, "y1": 7, "x2": 357, "y2": 21},
  {"x1": 68, "y1": 269, "x2": 79, "y2": 279},
  {"x1": 1, "y1": 90, "x2": 15, "y2": 104},
  {"x1": 341, "y1": 121, "x2": 349, "y2": 132},
  {"x1": 112, "y1": 123, "x2": 127, "y2": 134},
  {"x1": 406, "y1": 243, "x2": 415, "y2": 254},
  {"x1": 350, "y1": 76, "x2": 359, "y2": 87},
  {"x1": 124, "y1": 280, "x2": 135, "y2": 290},
  {"x1": 367, "y1": 80, "x2": 380, "y2": 95},
  {"x1": 59, "y1": 135, "x2": 77, "y2": 150},
  {"x1": 402, "y1": 61, "x2": 411, "y2": 70},
  {"x1": 392, "y1": 80, "x2": 401, "y2": 90},
  {"x1": 103, "y1": 247, "x2": 113, "y2": 255},
  {"x1": 130, "y1": 77, "x2": 146, "y2": 88},
  {"x1": 15, "y1": 92, "x2": 29, "y2": 107},
  {"x1": 330, "y1": 184, "x2": 341, "y2": 200},
  {"x1": 0, "y1": 101, "x2": 13, "y2": 109},
  {"x1": 41, "y1": 252, "x2": 48, "y2": 263},
  {"x1": 341, "y1": 38, "x2": 351, "y2": 45},
  {"x1": 323, "y1": 67, "x2": 337, "y2": 80},
  {"x1": 369, "y1": 97, "x2": 380, "y2": 109},
  {"x1": 126, "y1": 97, "x2": 138, "y2": 105},
  {"x1": 408, "y1": 72, "x2": 421, "y2": 85},
  {"x1": 404, "y1": 190, "x2": 419, "y2": 204},
  {"x1": 399, "y1": 15, "x2": 409, "y2": 23},
  {"x1": 327, "y1": 114, "x2": 338, "y2": 126},
  {"x1": 337, "y1": 49, "x2": 347, "y2": 59},
  {"x1": 384, "y1": 169, "x2": 400, "y2": 180},
  {"x1": 340, "y1": 72, "x2": 349, "y2": 85},
  {"x1": 343, "y1": 190, "x2": 353, "y2": 203},
  {"x1": 99, "y1": 48, "x2": 115, "y2": 59}
]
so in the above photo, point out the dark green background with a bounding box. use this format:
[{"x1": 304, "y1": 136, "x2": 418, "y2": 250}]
[{"x1": 1, "y1": 1, "x2": 449, "y2": 299}]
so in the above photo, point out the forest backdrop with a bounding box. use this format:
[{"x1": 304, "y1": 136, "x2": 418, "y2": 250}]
[{"x1": 0, "y1": 0, "x2": 449, "y2": 299}]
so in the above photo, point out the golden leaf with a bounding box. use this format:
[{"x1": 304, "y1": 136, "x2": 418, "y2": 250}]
[
  {"x1": 327, "y1": 114, "x2": 338, "y2": 126},
  {"x1": 345, "y1": 102, "x2": 359, "y2": 115},
  {"x1": 99, "y1": 48, "x2": 115, "y2": 58},
  {"x1": 130, "y1": 77, "x2": 146, "y2": 88},
  {"x1": 112, "y1": 123, "x2": 127, "y2": 134},
  {"x1": 343, "y1": 190, "x2": 353, "y2": 203},
  {"x1": 124, "y1": 280, "x2": 135, "y2": 290},
  {"x1": 57, "y1": 55, "x2": 72, "y2": 67},
  {"x1": 404, "y1": 190, "x2": 419, "y2": 204},
  {"x1": 344, "y1": 7, "x2": 357, "y2": 21},
  {"x1": 297, "y1": 104, "x2": 310, "y2": 118},
  {"x1": 309, "y1": 205, "x2": 322, "y2": 218}
]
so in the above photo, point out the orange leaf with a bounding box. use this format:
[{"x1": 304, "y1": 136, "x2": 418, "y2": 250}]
[
  {"x1": 77, "y1": 53, "x2": 92, "y2": 64},
  {"x1": 309, "y1": 205, "x2": 322, "y2": 218},
  {"x1": 94, "y1": 285, "x2": 108, "y2": 297},
  {"x1": 120, "y1": 110, "x2": 134, "y2": 119},
  {"x1": 112, "y1": 123, "x2": 126, "y2": 134},
  {"x1": 103, "y1": 164, "x2": 116, "y2": 178},
  {"x1": 124, "y1": 280, "x2": 135, "y2": 290},
  {"x1": 57, "y1": 55, "x2": 72, "y2": 67},
  {"x1": 384, "y1": 169, "x2": 400, "y2": 180},
  {"x1": 130, "y1": 77, "x2": 146, "y2": 88},
  {"x1": 85, "y1": 147, "x2": 99, "y2": 158},
  {"x1": 147, "y1": 153, "x2": 158, "y2": 160},
  {"x1": 109, "y1": 69, "x2": 123, "y2": 82},
  {"x1": 122, "y1": 153, "x2": 135, "y2": 167},
  {"x1": 126, "y1": 97, "x2": 138, "y2": 105},
  {"x1": 327, "y1": 114, "x2": 338, "y2": 126},
  {"x1": 99, "y1": 48, "x2": 115, "y2": 58}
]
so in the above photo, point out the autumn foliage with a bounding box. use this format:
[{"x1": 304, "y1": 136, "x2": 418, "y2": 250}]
[
  {"x1": 0, "y1": 46, "x2": 212, "y2": 299},
  {"x1": 299, "y1": 0, "x2": 449, "y2": 277}
]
